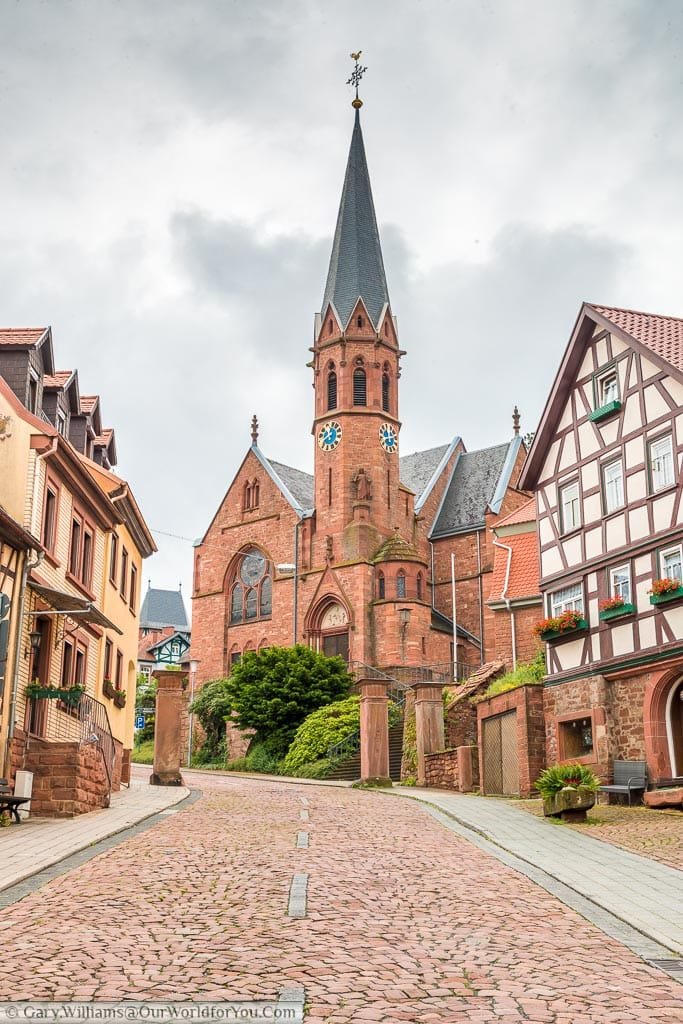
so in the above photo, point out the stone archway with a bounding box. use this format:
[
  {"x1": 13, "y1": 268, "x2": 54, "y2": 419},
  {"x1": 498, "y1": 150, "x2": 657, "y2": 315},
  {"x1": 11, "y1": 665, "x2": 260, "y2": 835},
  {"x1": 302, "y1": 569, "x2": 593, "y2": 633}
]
[
  {"x1": 665, "y1": 678, "x2": 683, "y2": 777},
  {"x1": 643, "y1": 667, "x2": 683, "y2": 781},
  {"x1": 307, "y1": 599, "x2": 350, "y2": 662}
]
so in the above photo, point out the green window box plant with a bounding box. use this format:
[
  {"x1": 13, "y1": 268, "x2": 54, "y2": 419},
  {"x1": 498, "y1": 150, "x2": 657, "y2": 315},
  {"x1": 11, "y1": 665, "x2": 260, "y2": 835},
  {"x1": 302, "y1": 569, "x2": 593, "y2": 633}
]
[
  {"x1": 649, "y1": 579, "x2": 683, "y2": 605},
  {"x1": 25, "y1": 683, "x2": 85, "y2": 708},
  {"x1": 598, "y1": 597, "x2": 636, "y2": 621},
  {"x1": 589, "y1": 400, "x2": 622, "y2": 423},
  {"x1": 534, "y1": 610, "x2": 587, "y2": 642}
]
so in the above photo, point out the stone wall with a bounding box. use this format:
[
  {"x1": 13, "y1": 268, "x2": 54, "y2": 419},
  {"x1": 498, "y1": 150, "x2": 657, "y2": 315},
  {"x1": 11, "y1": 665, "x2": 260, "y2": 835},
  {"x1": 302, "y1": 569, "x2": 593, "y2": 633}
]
[
  {"x1": 424, "y1": 748, "x2": 459, "y2": 788},
  {"x1": 15, "y1": 734, "x2": 123, "y2": 817},
  {"x1": 477, "y1": 684, "x2": 545, "y2": 797}
]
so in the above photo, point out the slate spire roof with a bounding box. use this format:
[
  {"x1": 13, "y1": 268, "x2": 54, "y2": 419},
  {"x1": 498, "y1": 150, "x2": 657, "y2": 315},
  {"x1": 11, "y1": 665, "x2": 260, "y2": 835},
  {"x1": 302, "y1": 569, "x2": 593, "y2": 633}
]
[
  {"x1": 140, "y1": 586, "x2": 189, "y2": 630},
  {"x1": 321, "y1": 110, "x2": 390, "y2": 329}
]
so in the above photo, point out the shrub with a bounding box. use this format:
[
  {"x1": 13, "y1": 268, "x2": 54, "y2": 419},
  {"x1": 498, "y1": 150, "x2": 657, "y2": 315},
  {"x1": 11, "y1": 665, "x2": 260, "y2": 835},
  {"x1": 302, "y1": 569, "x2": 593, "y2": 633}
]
[
  {"x1": 189, "y1": 679, "x2": 233, "y2": 764},
  {"x1": 132, "y1": 738, "x2": 155, "y2": 765},
  {"x1": 225, "y1": 645, "x2": 352, "y2": 757},
  {"x1": 535, "y1": 763, "x2": 600, "y2": 800},
  {"x1": 476, "y1": 651, "x2": 545, "y2": 701},
  {"x1": 282, "y1": 695, "x2": 361, "y2": 774},
  {"x1": 224, "y1": 740, "x2": 281, "y2": 775}
]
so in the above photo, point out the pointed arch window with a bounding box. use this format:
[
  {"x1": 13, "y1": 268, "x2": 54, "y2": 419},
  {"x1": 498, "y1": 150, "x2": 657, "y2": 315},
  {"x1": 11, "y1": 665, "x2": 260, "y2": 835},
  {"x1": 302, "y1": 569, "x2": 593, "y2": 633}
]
[
  {"x1": 353, "y1": 367, "x2": 367, "y2": 406},
  {"x1": 396, "y1": 570, "x2": 406, "y2": 599},
  {"x1": 327, "y1": 370, "x2": 337, "y2": 411},
  {"x1": 382, "y1": 373, "x2": 390, "y2": 413},
  {"x1": 377, "y1": 571, "x2": 386, "y2": 600},
  {"x1": 229, "y1": 547, "x2": 273, "y2": 624}
]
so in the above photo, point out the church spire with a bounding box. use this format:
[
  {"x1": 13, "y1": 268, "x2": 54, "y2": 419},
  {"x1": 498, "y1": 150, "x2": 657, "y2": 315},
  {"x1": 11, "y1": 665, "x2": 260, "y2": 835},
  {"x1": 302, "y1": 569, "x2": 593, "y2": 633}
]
[{"x1": 320, "y1": 65, "x2": 390, "y2": 331}]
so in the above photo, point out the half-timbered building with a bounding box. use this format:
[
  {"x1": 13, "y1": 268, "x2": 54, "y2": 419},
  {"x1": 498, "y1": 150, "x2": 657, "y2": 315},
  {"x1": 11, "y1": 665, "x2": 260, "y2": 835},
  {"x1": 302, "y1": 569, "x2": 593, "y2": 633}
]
[{"x1": 520, "y1": 303, "x2": 683, "y2": 784}]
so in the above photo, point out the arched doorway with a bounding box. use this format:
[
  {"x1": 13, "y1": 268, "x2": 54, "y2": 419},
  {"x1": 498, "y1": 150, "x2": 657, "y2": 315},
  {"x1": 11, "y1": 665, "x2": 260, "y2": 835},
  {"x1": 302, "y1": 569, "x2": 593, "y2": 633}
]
[
  {"x1": 666, "y1": 678, "x2": 683, "y2": 777},
  {"x1": 314, "y1": 602, "x2": 350, "y2": 662}
]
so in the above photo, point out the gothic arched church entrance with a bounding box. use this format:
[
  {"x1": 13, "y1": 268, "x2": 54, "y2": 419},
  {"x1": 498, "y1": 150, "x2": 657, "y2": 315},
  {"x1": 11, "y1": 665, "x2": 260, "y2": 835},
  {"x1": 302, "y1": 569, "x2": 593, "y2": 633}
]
[{"x1": 311, "y1": 601, "x2": 349, "y2": 662}]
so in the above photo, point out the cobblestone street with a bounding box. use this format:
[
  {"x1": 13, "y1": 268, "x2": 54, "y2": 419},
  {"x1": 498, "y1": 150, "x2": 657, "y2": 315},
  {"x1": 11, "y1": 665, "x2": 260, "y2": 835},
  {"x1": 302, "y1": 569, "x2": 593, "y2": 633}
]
[{"x1": 0, "y1": 770, "x2": 681, "y2": 1023}]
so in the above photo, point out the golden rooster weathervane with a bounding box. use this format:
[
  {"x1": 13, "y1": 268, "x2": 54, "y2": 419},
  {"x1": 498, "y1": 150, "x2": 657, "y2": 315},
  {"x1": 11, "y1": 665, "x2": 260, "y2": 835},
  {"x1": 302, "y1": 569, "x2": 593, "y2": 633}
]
[{"x1": 347, "y1": 51, "x2": 367, "y2": 109}]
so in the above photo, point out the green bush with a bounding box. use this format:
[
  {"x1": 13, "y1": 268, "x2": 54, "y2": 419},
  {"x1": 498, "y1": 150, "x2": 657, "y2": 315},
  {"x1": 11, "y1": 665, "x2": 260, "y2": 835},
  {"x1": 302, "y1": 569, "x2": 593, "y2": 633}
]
[
  {"x1": 287, "y1": 759, "x2": 333, "y2": 779},
  {"x1": 132, "y1": 739, "x2": 154, "y2": 765},
  {"x1": 535, "y1": 763, "x2": 600, "y2": 800},
  {"x1": 282, "y1": 695, "x2": 361, "y2": 774},
  {"x1": 225, "y1": 645, "x2": 352, "y2": 757},
  {"x1": 476, "y1": 650, "x2": 545, "y2": 702},
  {"x1": 189, "y1": 678, "x2": 234, "y2": 763},
  {"x1": 224, "y1": 741, "x2": 281, "y2": 775}
]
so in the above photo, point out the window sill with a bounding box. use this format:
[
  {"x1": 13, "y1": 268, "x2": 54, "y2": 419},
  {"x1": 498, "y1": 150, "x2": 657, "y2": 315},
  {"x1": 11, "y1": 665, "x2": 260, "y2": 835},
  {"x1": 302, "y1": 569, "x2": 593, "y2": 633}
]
[
  {"x1": 649, "y1": 483, "x2": 677, "y2": 499},
  {"x1": 556, "y1": 753, "x2": 596, "y2": 766},
  {"x1": 589, "y1": 400, "x2": 622, "y2": 423},
  {"x1": 43, "y1": 549, "x2": 61, "y2": 570},
  {"x1": 599, "y1": 603, "x2": 636, "y2": 621},
  {"x1": 65, "y1": 571, "x2": 96, "y2": 603},
  {"x1": 650, "y1": 588, "x2": 683, "y2": 606},
  {"x1": 559, "y1": 526, "x2": 582, "y2": 540}
]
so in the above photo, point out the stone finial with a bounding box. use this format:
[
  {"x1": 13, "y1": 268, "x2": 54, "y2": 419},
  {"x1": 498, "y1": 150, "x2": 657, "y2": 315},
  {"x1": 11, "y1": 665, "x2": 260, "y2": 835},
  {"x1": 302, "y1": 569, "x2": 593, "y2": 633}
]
[
  {"x1": 251, "y1": 414, "x2": 259, "y2": 446},
  {"x1": 512, "y1": 406, "x2": 521, "y2": 436}
]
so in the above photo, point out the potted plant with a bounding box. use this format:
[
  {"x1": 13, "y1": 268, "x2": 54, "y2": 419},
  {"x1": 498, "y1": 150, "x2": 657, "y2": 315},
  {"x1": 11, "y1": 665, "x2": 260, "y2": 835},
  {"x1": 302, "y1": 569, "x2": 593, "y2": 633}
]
[
  {"x1": 113, "y1": 689, "x2": 126, "y2": 709},
  {"x1": 60, "y1": 684, "x2": 85, "y2": 708},
  {"x1": 25, "y1": 683, "x2": 85, "y2": 707},
  {"x1": 103, "y1": 678, "x2": 117, "y2": 700},
  {"x1": 649, "y1": 578, "x2": 683, "y2": 605},
  {"x1": 535, "y1": 763, "x2": 599, "y2": 821},
  {"x1": 534, "y1": 609, "x2": 587, "y2": 642},
  {"x1": 599, "y1": 596, "x2": 635, "y2": 621}
]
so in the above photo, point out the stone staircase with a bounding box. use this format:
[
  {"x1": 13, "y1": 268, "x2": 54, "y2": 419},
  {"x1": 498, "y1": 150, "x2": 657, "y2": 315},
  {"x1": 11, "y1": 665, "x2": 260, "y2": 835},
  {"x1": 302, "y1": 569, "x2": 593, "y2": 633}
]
[{"x1": 326, "y1": 720, "x2": 404, "y2": 782}]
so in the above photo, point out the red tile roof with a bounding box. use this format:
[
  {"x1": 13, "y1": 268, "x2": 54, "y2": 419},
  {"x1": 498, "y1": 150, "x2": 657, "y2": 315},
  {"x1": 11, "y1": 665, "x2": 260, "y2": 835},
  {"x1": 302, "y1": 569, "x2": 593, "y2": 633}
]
[
  {"x1": 79, "y1": 395, "x2": 99, "y2": 413},
  {"x1": 591, "y1": 305, "x2": 683, "y2": 373},
  {"x1": 496, "y1": 497, "x2": 536, "y2": 528},
  {"x1": 0, "y1": 328, "x2": 48, "y2": 347},
  {"x1": 95, "y1": 428, "x2": 113, "y2": 445},
  {"x1": 489, "y1": 531, "x2": 540, "y2": 602},
  {"x1": 43, "y1": 370, "x2": 75, "y2": 388}
]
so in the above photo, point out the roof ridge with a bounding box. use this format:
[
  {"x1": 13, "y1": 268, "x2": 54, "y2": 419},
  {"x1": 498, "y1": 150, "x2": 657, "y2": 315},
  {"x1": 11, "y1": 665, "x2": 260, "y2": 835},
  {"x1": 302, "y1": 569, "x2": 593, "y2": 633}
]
[{"x1": 590, "y1": 302, "x2": 683, "y2": 324}]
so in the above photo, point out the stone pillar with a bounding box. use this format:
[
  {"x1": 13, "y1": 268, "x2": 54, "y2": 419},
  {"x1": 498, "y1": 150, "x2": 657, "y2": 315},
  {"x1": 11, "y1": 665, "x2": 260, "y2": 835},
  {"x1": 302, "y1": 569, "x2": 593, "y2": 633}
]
[
  {"x1": 415, "y1": 680, "x2": 446, "y2": 786},
  {"x1": 150, "y1": 670, "x2": 189, "y2": 786},
  {"x1": 358, "y1": 678, "x2": 391, "y2": 786}
]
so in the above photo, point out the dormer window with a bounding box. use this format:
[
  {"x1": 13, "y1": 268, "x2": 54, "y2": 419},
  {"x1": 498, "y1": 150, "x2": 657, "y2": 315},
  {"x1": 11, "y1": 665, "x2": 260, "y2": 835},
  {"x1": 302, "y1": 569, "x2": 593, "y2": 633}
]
[
  {"x1": 28, "y1": 372, "x2": 39, "y2": 414},
  {"x1": 56, "y1": 410, "x2": 66, "y2": 436}
]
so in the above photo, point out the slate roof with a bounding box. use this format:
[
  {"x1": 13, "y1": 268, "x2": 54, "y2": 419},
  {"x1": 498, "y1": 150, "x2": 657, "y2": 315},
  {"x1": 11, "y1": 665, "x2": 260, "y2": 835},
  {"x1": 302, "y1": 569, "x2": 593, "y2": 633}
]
[
  {"x1": 431, "y1": 442, "x2": 515, "y2": 538},
  {"x1": 268, "y1": 460, "x2": 315, "y2": 511},
  {"x1": 320, "y1": 110, "x2": 390, "y2": 329},
  {"x1": 140, "y1": 587, "x2": 189, "y2": 629},
  {"x1": 399, "y1": 446, "x2": 450, "y2": 502},
  {"x1": 591, "y1": 304, "x2": 683, "y2": 373}
]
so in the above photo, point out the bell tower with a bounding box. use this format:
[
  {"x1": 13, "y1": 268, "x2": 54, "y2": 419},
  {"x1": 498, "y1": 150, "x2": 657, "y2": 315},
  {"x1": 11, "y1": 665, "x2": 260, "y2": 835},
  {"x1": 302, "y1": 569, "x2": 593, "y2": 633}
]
[{"x1": 311, "y1": 64, "x2": 404, "y2": 563}]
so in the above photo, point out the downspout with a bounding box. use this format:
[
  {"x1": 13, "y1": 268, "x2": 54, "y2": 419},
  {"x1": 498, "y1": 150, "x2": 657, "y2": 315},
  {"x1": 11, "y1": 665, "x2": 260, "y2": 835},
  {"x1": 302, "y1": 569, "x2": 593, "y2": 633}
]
[
  {"x1": 493, "y1": 538, "x2": 516, "y2": 670},
  {"x1": 429, "y1": 541, "x2": 436, "y2": 612},
  {"x1": 477, "y1": 531, "x2": 484, "y2": 666},
  {"x1": 3, "y1": 547, "x2": 44, "y2": 778},
  {"x1": 293, "y1": 519, "x2": 301, "y2": 645}
]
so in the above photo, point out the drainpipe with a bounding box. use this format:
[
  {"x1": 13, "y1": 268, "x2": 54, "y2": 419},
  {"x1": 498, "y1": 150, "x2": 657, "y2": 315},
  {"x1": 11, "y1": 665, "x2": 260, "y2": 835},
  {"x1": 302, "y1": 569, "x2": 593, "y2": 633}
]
[
  {"x1": 493, "y1": 538, "x2": 516, "y2": 670},
  {"x1": 476, "y1": 531, "x2": 484, "y2": 666},
  {"x1": 3, "y1": 548, "x2": 44, "y2": 778},
  {"x1": 293, "y1": 520, "x2": 300, "y2": 645}
]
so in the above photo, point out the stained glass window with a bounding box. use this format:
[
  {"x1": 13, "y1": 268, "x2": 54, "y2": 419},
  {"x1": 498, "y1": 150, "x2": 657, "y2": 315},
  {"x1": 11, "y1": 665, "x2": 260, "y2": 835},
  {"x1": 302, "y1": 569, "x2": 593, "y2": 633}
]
[
  {"x1": 396, "y1": 571, "x2": 406, "y2": 599},
  {"x1": 231, "y1": 583, "x2": 244, "y2": 623},
  {"x1": 260, "y1": 576, "x2": 272, "y2": 616}
]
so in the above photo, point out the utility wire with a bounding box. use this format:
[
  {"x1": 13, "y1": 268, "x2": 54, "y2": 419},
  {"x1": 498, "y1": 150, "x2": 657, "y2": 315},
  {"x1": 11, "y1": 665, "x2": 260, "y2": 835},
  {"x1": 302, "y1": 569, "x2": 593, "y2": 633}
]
[{"x1": 150, "y1": 528, "x2": 196, "y2": 542}]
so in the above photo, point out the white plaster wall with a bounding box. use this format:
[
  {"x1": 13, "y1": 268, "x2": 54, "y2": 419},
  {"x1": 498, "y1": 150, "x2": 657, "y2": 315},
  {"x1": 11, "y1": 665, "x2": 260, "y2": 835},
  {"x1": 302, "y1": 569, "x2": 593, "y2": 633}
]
[
  {"x1": 584, "y1": 493, "x2": 602, "y2": 525},
  {"x1": 663, "y1": 605, "x2": 683, "y2": 638},
  {"x1": 644, "y1": 384, "x2": 670, "y2": 424},
  {"x1": 555, "y1": 637, "x2": 584, "y2": 671},
  {"x1": 585, "y1": 527, "x2": 603, "y2": 560},
  {"x1": 624, "y1": 437, "x2": 643, "y2": 469},
  {"x1": 563, "y1": 534, "x2": 583, "y2": 566},
  {"x1": 538, "y1": 516, "x2": 554, "y2": 545},
  {"x1": 610, "y1": 622, "x2": 635, "y2": 656},
  {"x1": 599, "y1": 419, "x2": 619, "y2": 446},
  {"x1": 629, "y1": 505, "x2": 649, "y2": 541},
  {"x1": 611, "y1": 336, "x2": 629, "y2": 356},
  {"x1": 541, "y1": 546, "x2": 564, "y2": 577},
  {"x1": 622, "y1": 395, "x2": 643, "y2": 436},
  {"x1": 640, "y1": 356, "x2": 660, "y2": 380},
  {"x1": 663, "y1": 376, "x2": 683, "y2": 406},
  {"x1": 595, "y1": 336, "x2": 608, "y2": 367},
  {"x1": 639, "y1": 615, "x2": 657, "y2": 649},
  {"x1": 578, "y1": 421, "x2": 600, "y2": 460},
  {"x1": 605, "y1": 514, "x2": 627, "y2": 550},
  {"x1": 581, "y1": 461, "x2": 599, "y2": 491},
  {"x1": 561, "y1": 432, "x2": 577, "y2": 469},
  {"x1": 652, "y1": 492, "x2": 676, "y2": 532}
]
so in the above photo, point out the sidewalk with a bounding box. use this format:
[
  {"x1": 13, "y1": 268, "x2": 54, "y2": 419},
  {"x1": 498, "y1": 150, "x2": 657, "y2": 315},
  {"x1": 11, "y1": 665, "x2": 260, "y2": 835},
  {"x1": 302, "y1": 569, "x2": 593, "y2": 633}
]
[
  {"x1": 390, "y1": 787, "x2": 683, "y2": 956},
  {"x1": 0, "y1": 777, "x2": 190, "y2": 892}
]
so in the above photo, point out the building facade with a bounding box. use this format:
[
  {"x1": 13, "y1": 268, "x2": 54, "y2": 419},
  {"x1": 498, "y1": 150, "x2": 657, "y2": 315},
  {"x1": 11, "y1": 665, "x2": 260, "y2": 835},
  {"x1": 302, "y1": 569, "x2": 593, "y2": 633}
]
[
  {"x1": 0, "y1": 329, "x2": 154, "y2": 814},
  {"x1": 192, "y1": 106, "x2": 531, "y2": 688},
  {"x1": 138, "y1": 586, "x2": 191, "y2": 680},
  {"x1": 520, "y1": 303, "x2": 683, "y2": 784}
]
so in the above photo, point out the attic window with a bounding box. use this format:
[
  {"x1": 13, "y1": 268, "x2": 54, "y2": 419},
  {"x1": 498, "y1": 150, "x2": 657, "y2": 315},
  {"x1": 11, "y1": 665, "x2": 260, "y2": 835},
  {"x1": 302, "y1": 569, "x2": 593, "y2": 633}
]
[
  {"x1": 357, "y1": 315, "x2": 363, "y2": 328},
  {"x1": 353, "y1": 368, "x2": 367, "y2": 406},
  {"x1": 384, "y1": 321, "x2": 388, "y2": 336},
  {"x1": 328, "y1": 319, "x2": 333, "y2": 334}
]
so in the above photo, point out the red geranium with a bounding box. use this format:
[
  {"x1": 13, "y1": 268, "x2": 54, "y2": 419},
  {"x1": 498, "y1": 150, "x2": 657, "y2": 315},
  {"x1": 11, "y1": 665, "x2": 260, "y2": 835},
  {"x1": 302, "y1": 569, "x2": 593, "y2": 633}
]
[
  {"x1": 649, "y1": 578, "x2": 681, "y2": 596},
  {"x1": 599, "y1": 596, "x2": 625, "y2": 612},
  {"x1": 534, "y1": 609, "x2": 584, "y2": 637}
]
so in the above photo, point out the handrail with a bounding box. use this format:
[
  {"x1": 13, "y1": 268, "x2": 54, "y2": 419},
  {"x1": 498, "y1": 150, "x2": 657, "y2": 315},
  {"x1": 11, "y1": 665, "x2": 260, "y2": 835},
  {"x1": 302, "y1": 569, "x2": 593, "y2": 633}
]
[{"x1": 78, "y1": 694, "x2": 116, "y2": 804}]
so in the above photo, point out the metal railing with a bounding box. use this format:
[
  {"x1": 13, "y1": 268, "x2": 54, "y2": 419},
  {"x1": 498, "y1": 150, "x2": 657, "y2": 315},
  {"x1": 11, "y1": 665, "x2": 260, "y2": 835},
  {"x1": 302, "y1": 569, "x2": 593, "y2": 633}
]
[{"x1": 27, "y1": 692, "x2": 116, "y2": 805}]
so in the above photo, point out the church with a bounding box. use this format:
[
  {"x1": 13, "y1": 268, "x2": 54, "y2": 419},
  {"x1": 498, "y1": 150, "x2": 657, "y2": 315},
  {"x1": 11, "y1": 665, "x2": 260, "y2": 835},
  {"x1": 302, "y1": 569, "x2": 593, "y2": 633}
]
[{"x1": 191, "y1": 97, "x2": 533, "y2": 689}]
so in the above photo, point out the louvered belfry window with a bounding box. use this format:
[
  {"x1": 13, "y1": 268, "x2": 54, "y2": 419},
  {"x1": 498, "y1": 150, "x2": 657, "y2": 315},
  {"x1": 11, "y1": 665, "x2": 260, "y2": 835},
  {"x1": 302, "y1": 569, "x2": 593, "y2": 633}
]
[
  {"x1": 382, "y1": 373, "x2": 390, "y2": 412},
  {"x1": 353, "y1": 368, "x2": 367, "y2": 406},
  {"x1": 327, "y1": 371, "x2": 337, "y2": 411}
]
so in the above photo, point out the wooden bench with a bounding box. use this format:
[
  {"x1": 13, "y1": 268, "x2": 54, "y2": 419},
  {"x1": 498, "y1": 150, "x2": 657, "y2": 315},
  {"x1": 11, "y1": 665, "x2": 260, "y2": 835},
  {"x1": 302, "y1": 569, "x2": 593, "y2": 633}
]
[
  {"x1": 598, "y1": 760, "x2": 647, "y2": 806},
  {"x1": 0, "y1": 778, "x2": 30, "y2": 824}
]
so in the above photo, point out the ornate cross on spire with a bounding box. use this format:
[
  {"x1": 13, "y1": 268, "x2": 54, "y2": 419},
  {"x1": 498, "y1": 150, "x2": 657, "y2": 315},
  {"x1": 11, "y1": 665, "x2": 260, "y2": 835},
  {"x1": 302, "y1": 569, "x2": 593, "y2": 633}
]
[
  {"x1": 512, "y1": 406, "x2": 521, "y2": 436},
  {"x1": 347, "y1": 51, "x2": 367, "y2": 109},
  {"x1": 251, "y1": 414, "x2": 259, "y2": 446}
]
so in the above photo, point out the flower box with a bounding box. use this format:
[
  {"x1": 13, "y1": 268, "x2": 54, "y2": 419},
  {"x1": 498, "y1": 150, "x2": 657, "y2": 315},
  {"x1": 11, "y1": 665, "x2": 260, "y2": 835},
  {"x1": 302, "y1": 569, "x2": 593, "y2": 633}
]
[
  {"x1": 536, "y1": 617, "x2": 587, "y2": 642},
  {"x1": 589, "y1": 400, "x2": 622, "y2": 423},
  {"x1": 542, "y1": 787, "x2": 596, "y2": 822},
  {"x1": 650, "y1": 587, "x2": 683, "y2": 605},
  {"x1": 25, "y1": 684, "x2": 84, "y2": 707},
  {"x1": 113, "y1": 691, "x2": 126, "y2": 709},
  {"x1": 599, "y1": 602, "x2": 636, "y2": 621},
  {"x1": 103, "y1": 679, "x2": 116, "y2": 700}
]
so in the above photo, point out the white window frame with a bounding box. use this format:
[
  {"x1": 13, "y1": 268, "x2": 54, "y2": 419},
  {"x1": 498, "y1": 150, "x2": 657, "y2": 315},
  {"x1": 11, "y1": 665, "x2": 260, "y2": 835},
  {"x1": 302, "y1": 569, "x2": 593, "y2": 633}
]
[
  {"x1": 649, "y1": 434, "x2": 675, "y2": 493},
  {"x1": 549, "y1": 582, "x2": 584, "y2": 617},
  {"x1": 659, "y1": 544, "x2": 683, "y2": 583},
  {"x1": 559, "y1": 480, "x2": 581, "y2": 534},
  {"x1": 602, "y1": 457, "x2": 625, "y2": 514},
  {"x1": 609, "y1": 564, "x2": 631, "y2": 603},
  {"x1": 596, "y1": 366, "x2": 619, "y2": 408}
]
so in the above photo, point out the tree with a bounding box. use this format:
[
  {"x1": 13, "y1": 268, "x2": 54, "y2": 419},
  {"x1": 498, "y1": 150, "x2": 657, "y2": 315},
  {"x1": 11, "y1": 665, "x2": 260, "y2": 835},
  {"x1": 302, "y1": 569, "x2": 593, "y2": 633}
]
[
  {"x1": 225, "y1": 645, "x2": 352, "y2": 756},
  {"x1": 188, "y1": 678, "x2": 234, "y2": 763}
]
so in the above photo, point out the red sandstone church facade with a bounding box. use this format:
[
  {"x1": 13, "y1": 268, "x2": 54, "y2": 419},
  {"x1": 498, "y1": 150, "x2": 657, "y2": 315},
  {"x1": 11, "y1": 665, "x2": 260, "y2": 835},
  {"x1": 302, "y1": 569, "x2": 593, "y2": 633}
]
[{"x1": 191, "y1": 108, "x2": 532, "y2": 687}]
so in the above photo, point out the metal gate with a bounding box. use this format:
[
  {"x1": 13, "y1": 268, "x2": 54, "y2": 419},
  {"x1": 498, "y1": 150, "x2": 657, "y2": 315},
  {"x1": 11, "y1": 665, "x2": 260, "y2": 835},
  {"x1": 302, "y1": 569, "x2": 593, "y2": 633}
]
[{"x1": 482, "y1": 710, "x2": 519, "y2": 795}]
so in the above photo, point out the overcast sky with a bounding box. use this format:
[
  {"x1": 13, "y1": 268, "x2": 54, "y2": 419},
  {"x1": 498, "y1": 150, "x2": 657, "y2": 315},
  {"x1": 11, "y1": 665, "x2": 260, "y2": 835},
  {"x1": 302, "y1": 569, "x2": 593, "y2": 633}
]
[{"x1": 2, "y1": 0, "x2": 682, "y2": 609}]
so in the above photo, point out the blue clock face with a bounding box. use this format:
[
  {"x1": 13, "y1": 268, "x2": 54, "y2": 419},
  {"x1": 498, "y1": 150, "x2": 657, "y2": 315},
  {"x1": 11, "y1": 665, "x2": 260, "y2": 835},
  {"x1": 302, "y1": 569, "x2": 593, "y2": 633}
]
[
  {"x1": 318, "y1": 420, "x2": 342, "y2": 452},
  {"x1": 379, "y1": 423, "x2": 398, "y2": 453}
]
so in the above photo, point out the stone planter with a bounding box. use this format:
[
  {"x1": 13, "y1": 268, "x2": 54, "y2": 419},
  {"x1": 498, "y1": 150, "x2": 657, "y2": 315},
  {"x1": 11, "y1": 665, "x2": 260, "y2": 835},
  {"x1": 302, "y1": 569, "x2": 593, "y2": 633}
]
[{"x1": 542, "y1": 787, "x2": 596, "y2": 822}]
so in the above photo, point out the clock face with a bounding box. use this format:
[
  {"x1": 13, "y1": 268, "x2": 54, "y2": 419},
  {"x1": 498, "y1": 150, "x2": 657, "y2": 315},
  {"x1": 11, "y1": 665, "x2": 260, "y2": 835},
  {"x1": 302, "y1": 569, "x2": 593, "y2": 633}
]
[
  {"x1": 379, "y1": 422, "x2": 398, "y2": 453},
  {"x1": 318, "y1": 420, "x2": 342, "y2": 452}
]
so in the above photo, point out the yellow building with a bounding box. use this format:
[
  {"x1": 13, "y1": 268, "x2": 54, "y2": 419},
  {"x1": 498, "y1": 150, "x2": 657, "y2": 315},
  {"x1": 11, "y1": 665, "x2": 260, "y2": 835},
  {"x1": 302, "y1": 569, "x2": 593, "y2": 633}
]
[{"x1": 0, "y1": 328, "x2": 155, "y2": 815}]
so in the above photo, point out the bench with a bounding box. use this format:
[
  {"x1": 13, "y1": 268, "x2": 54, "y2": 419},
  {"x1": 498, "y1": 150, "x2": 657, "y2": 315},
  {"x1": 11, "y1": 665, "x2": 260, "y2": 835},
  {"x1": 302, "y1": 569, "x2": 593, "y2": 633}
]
[
  {"x1": 598, "y1": 760, "x2": 647, "y2": 806},
  {"x1": 0, "y1": 778, "x2": 30, "y2": 825}
]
